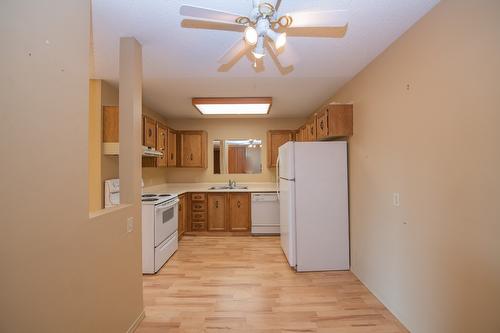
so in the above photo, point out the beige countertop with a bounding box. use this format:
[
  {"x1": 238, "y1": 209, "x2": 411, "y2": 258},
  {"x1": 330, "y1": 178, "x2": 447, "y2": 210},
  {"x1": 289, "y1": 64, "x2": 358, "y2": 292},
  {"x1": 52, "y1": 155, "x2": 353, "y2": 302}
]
[{"x1": 143, "y1": 182, "x2": 278, "y2": 196}]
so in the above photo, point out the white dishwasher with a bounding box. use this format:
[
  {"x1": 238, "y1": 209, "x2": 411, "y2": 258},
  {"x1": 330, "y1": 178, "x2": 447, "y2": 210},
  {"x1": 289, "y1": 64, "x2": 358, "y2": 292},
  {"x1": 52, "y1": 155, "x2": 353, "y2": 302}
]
[{"x1": 251, "y1": 193, "x2": 280, "y2": 235}]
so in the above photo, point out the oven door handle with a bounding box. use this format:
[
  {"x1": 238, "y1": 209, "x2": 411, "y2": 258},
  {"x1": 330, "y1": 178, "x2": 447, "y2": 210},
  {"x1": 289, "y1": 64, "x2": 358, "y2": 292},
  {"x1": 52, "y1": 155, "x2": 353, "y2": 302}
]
[{"x1": 156, "y1": 198, "x2": 179, "y2": 210}]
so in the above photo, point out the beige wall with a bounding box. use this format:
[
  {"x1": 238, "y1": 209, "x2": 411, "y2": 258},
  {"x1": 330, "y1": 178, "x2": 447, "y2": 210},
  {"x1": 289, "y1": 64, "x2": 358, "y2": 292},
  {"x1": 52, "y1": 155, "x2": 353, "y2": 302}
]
[
  {"x1": 331, "y1": 1, "x2": 500, "y2": 332},
  {"x1": 98, "y1": 81, "x2": 168, "y2": 189},
  {"x1": 165, "y1": 118, "x2": 305, "y2": 183},
  {"x1": 0, "y1": 1, "x2": 143, "y2": 332}
]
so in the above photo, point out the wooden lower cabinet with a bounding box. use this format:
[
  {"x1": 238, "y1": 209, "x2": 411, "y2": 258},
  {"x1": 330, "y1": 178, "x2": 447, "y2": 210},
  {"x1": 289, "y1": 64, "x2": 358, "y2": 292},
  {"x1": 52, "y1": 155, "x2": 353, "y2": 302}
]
[
  {"x1": 187, "y1": 192, "x2": 251, "y2": 233},
  {"x1": 178, "y1": 194, "x2": 186, "y2": 239},
  {"x1": 190, "y1": 193, "x2": 207, "y2": 231},
  {"x1": 228, "y1": 193, "x2": 250, "y2": 232},
  {"x1": 207, "y1": 193, "x2": 227, "y2": 231}
]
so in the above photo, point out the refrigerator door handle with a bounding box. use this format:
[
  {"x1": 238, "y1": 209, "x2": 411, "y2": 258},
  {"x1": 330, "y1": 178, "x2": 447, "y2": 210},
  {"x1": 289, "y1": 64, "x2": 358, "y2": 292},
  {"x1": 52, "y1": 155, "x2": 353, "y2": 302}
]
[{"x1": 276, "y1": 155, "x2": 280, "y2": 201}]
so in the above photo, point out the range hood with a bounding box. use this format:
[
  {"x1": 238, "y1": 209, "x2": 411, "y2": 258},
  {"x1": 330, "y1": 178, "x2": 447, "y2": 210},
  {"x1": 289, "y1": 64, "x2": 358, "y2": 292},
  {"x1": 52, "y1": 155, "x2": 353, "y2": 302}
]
[
  {"x1": 103, "y1": 143, "x2": 163, "y2": 157},
  {"x1": 142, "y1": 146, "x2": 163, "y2": 157}
]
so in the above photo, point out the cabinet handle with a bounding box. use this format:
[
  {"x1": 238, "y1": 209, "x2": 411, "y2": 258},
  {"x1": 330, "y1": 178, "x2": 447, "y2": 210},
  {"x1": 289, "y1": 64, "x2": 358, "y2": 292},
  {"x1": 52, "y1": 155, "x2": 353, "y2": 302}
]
[
  {"x1": 215, "y1": 200, "x2": 219, "y2": 208},
  {"x1": 171, "y1": 153, "x2": 174, "y2": 160},
  {"x1": 148, "y1": 128, "x2": 152, "y2": 137},
  {"x1": 190, "y1": 153, "x2": 193, "y2": 160},
  {"x1": 237, "y1": 201, "x2": 241, "y2": 208},
  {"x1": 320, "y1": 120, "x2": 324, "y2": 130}
]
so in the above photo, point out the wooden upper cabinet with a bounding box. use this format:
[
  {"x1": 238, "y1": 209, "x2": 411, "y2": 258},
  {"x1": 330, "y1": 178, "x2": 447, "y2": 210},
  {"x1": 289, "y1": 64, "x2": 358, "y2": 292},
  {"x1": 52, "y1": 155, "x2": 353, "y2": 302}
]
[
  {"x1": 267, "y1": 130, "x2": 294, "y2": 167},
  {"x1": 143, "y1": 116, "x2": 157, "y2": 148},
  {"x1": 103, "y1": 106, "x2": 119, "y2": 143},
  {"x1": 228, "y1": 193, "x2": 250, "y2": 232},
  {"x1": 306, "y1": 115, "x2": 317, "y2": 141},
  {"x1": 207, "y1": 193, "x2": 226, "y2": 231},
  {"x1": 316, "y1": 108, "x2": 329, "y2": 140},
  {"x1": 180, "y1": 131, "x2": 208, "y2": 168},
  {"x1": 299, "y1": 126, "x2": 306, "y2": 142},
  {"x1": 156, "y1": 123, "x2": 167, "y2": 167},
  {"x1": 167, "y1": 128, "x2": 177, "y2": 167},
  {"x1": 328, "y1": 104, "x2": 353, "y2": 137}
]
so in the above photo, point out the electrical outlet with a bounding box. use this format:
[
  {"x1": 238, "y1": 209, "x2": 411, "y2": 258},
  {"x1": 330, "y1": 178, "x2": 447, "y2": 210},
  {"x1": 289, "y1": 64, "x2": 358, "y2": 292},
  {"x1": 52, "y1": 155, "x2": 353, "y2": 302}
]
[
  {"x1": 127, "y1": 217, "x2": 134, "y2": 233},
  {"x1": 393, "y1": 192, "x2": 400, "y2": 207}
]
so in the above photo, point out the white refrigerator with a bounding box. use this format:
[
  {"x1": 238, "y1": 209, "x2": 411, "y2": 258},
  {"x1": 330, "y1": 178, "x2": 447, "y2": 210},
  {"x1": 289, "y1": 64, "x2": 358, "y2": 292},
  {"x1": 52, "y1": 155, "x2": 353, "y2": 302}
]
[{"x1": 278, "y1": 141, "x2": 349, "y2": 272}]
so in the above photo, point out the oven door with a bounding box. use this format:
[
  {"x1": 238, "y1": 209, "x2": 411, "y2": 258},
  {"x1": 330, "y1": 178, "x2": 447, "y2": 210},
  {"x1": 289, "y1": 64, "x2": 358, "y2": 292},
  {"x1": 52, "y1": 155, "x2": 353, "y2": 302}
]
[{"x1": 154, "y1": 198, "x2": 179, "y2": 247}]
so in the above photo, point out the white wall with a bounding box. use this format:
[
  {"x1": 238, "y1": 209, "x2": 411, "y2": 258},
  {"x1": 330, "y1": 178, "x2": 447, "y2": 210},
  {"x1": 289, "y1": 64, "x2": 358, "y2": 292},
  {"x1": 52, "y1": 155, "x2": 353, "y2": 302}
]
[
  {"x1": 0, "y1": 1, "x2": 144, "y2": 331},
  {"x1": 331, "y1": 1, "x2": 500, "y2": 332}
]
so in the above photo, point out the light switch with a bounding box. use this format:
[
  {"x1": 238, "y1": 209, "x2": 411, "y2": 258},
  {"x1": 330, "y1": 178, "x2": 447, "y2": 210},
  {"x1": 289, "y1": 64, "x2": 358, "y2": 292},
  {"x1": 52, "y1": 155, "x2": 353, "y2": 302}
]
[
  {"x1": 127, "y1": 217, "x2": 134, "y2": 233},
  {"x1": 393, "y1": 192, "x2": 400, "y2": 207}
]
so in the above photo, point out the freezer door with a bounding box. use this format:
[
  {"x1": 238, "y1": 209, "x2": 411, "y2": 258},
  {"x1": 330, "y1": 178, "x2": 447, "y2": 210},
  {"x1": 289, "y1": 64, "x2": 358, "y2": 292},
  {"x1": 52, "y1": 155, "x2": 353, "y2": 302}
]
[
  {"x1": 294, "y1": 142, "x2": 350, "y2": 271},
  {"x1": 278, "y1": 141, "x2": 295, "y2": 180},
  {"x1": 279, "y1": 178, "x2": 296, "y2": 267}
]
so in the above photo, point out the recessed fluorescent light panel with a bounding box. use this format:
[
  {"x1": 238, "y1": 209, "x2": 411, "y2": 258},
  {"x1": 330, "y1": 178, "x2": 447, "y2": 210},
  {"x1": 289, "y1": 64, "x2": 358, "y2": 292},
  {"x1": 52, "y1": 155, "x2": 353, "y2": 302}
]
[{"x1": 192, "y1": 98, "x2": 272, "y2": 115}]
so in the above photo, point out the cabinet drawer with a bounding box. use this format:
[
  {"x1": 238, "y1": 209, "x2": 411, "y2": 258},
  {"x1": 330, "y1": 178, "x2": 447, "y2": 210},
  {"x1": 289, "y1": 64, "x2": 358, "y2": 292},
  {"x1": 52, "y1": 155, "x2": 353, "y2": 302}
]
[
  {"x1": 191, "y1": 222, "x2": 205, "y2": 231},
  {"x1": 191, "y1": 211, "x2": 206, "y2": 221},
  {"x1": 192, "y1": 201, "x2": 206, "y2": 211},
  {"x1": 191, "y1": 193, "x2": 206, "y2": 201}
]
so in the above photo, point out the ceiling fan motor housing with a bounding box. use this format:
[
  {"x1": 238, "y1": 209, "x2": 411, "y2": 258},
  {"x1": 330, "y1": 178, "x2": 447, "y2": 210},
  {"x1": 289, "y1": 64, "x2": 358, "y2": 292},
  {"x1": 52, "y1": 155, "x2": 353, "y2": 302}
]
[{"x1": 255, "y1": 17, "x2": 271, "y2": 37}]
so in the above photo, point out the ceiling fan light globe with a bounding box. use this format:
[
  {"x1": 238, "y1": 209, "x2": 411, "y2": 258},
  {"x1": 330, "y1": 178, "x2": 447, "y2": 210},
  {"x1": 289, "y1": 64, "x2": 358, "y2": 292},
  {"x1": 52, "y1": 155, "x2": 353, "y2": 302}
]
[
  {"x1": 266, "y1": 29, "x2": 286, "y2": 50},
  {"x1": 244, "y1": 26, "x2": 258, "y2": 45},
  {"x1": 252, "y1": 50, "x2": 265, "y2": 59},
  {"x1": 275, "y1": 32, "x2": 287, "y2": 49}
]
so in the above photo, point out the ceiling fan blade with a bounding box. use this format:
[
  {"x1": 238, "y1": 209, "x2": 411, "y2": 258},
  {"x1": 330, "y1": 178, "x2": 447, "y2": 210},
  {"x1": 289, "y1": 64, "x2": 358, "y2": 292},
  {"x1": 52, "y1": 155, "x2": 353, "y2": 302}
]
[
  {"x1": 181, "y1": 19, "x2": 246, "y2": 33},
  {"x1": 218, "y1": 39, "x2": 250, "y2": 64},
  {"x1": 265, "y1": 41, "x2": 294, "y2": 75},
  {"x1": 275, "y1": 0, "x2": 283, "y2": 11},
  {"x1": 287, "y1": 10, "x2": 349, "y2": 28},
  {"x1": 180, "y1": 5, "x2": 243, "y2": 24},
  {"x1": 286, "y1": 26, "x2": 347, "y2": 38}
]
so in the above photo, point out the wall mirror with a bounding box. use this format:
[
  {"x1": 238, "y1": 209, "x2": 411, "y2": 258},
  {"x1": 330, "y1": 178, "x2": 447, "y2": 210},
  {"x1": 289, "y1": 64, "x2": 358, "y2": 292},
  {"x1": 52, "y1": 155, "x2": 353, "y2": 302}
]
[{"x1": 213, "y1": 139, "x2": 262, "y2": 174}]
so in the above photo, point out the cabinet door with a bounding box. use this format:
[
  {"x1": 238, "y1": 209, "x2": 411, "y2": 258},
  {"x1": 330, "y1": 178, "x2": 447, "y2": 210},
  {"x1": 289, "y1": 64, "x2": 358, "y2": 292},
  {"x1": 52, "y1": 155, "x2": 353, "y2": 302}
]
[
  {"x1": 178, "y1": 194, "x2": 186, "y2": 238},
  {"x1": 267, "y1": 130, "x2": 293, "y2": 167},
  {"x1": 229, "y1": 193, "x2": 250, "y2": 231},
  {"x1": 316, "y1": 109, "x2": 329, "y2": 140},
  {"x1": 103, "y1": 106, "x2": 119, "y2": 143},
  {"x1": 306, "y1": 115, "x2": 317, "y2": 141},
  {"x1": 167, "y1": 128, "x2": 177, "y2": 167},
  {"x1": 208, "y1": 193, "x2": 226, "y2": 231},
  {"x1": 157, "y1": 123, "x2": 167, "y2": 167},
  {"x1": 143, "y1": 116, "x2": 157, "y2": 148},
  {"x1": 328, "y1": 104, "x2": 353, "y2": 137},
  {"x1": 180, "y1": 131, "x2": 207, "y2": 168},
  {"x1": 299, "y1": 126, "x2": 305, "y2": 142}
]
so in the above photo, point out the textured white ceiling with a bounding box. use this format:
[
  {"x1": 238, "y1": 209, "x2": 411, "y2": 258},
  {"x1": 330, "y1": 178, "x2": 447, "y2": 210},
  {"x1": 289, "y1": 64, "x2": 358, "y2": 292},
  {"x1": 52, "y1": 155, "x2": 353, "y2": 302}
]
[{"x1": 92, "y1": 0, "x2": 439, "y2": 118}]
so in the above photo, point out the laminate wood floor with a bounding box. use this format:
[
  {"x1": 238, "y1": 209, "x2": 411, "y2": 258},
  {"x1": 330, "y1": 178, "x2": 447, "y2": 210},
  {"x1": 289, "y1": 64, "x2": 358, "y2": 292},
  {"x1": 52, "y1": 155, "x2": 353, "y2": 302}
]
[{"x1": 137, "y1": 236, "x2": 408, "y2": 333}]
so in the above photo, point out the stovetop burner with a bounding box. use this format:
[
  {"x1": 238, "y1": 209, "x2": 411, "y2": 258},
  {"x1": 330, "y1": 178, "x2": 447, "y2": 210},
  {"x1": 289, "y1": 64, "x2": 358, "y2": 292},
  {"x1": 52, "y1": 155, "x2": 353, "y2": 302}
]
[
  {"x1": 158, "y1": 194, "x2": 172, "y2": 197},
  {"x1": 142, "y1": 194, "x2": 157, "y2": 198}
]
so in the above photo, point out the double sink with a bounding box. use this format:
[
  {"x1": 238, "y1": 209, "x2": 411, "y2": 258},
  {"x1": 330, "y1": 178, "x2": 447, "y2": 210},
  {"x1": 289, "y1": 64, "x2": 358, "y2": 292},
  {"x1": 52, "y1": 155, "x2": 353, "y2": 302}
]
[{"x1": 208, "y1": 185, "x2": 248, "y2": 190}]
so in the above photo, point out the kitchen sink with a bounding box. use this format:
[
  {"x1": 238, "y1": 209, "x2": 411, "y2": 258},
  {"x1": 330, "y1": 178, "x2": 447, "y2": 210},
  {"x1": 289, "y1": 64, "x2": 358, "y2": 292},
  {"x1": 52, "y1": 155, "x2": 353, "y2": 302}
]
[{"x1": 208, "y1": 185, "x2": 248, "y2": 190}]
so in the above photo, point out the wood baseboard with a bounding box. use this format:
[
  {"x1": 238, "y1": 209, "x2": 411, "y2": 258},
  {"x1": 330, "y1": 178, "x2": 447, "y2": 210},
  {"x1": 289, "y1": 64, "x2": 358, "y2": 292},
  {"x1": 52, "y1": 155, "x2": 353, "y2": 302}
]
[{"x1": 127, "y1": 310, "x2": 145, "y2": 333}]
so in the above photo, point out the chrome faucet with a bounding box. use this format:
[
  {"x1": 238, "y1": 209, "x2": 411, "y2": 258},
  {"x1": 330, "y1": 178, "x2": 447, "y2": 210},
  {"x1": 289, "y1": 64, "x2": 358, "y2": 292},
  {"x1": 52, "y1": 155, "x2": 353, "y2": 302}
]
[{"x1": 228, "y1": 179, "x2": 236, "y2": 189}]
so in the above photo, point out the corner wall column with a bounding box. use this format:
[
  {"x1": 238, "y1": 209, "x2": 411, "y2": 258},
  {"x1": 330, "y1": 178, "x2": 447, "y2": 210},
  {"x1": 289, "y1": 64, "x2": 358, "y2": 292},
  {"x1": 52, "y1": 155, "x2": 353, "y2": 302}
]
[{"x1": 119, "y1": 37, "x2": 143, "y2": 205}]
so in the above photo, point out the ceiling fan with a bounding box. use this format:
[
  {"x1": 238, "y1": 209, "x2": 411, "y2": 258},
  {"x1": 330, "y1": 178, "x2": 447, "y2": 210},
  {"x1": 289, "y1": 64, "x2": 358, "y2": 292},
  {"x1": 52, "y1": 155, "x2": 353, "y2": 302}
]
[{"x1": 179, "y1": 0, "x2": 349, "y2": 72}]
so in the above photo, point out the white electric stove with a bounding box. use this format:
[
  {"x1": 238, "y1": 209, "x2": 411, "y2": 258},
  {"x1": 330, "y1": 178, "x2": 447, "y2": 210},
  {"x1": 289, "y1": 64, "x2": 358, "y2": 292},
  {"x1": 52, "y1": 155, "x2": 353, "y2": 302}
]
[
  {"x1": 103, "y1": 179, "x2": 179, "y2": 274},
  {"x1": 141, "y1": 193, "x2": 179, "y2": 274}
]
